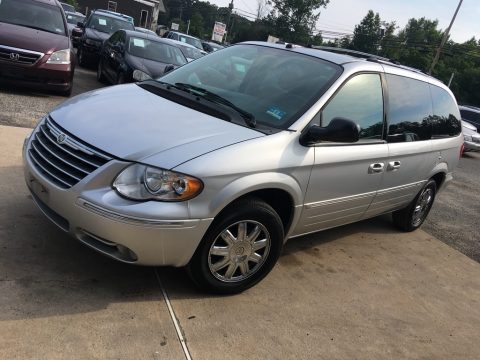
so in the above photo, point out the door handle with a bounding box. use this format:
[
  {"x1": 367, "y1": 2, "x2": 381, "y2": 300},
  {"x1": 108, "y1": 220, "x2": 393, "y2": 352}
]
[
  {"x1": 368, "y1": 163, "x2": 385, "y2": 174},
  {"x1": 388, "y1": 161, "x2": 401, "y2": 171}
]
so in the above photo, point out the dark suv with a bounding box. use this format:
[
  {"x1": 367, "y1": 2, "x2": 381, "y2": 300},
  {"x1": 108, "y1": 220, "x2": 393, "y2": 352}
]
[
  {"x1": 0, "y1": 0, "x2": 75, "y2": 96},
  {"x1": 74, "y1": 9, "x2": 135, "y2": 67}
]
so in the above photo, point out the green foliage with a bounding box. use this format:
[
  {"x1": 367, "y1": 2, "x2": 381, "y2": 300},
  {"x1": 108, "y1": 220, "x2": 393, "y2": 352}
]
[
  {"x1": 348, "y1": 10, "x2": 480, "y2": 105},
  {"x1": 266, "y1": 0, "x2": 329, "y2": 44},
  {"x1": 351, "y1": 10, "x2": 381, "y2": 53},
  {"x1": 64, "y1": 0, "x2": 78, "y2": 8}
]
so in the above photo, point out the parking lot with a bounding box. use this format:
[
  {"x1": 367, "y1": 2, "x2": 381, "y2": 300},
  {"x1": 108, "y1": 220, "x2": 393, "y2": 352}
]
[{"x1": 1, "y1": 69, "x2": 480, "y2": 359}]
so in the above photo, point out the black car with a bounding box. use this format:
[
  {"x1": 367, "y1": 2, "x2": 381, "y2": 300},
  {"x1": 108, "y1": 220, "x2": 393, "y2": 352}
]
[
  {"x1": 65, "y1": 11, "x2": 85, "y2": 47},
  {"x1": 459, "y1": 105, "x2": 480, "y2": 130},
  {"x1": 97, "y1": 30, "x2": 188, "y2": 84},
  {"x1": 73, "y1": 9, "x2": 134, "y2": 67}
]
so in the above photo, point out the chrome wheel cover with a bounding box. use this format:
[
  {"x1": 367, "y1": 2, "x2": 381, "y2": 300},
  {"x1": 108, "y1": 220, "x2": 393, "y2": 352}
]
[
  {"x1": 412, "y1": 187, "x2": 434, "y2": 227},
  {"x1": 208, "y1": 220, "x2": 271, "y2": 283}
]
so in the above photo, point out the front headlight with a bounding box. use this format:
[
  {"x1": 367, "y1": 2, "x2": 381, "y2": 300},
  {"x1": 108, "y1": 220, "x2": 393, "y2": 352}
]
[
  {"x1": 113, "y1": 164, "x2": 203, "y2": 202},
  {"x1": 46, "y1": 49, "x2": 71, "y2": 64},
  {"x1": 464, "y1": 134, "x2": 472, "y2": 142},
  {"x1": 133, "y1": 69, "x2": 152, "y2": 81}
]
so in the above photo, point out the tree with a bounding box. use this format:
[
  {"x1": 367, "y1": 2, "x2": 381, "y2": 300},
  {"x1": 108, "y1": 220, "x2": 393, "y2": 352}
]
[
  {"x1": 351, "y1": 10, "x2": 381, "y2": 53},
  {"x1": 267, "y1": 0, "x2": 329, "y2": 44}
]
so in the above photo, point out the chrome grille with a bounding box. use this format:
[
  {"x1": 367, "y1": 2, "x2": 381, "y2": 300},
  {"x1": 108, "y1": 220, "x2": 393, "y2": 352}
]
[
  {"x1": 473, "y1": 136, "x2": 480, "y2": 144},
  {"x1": 28, "y1": 117, "x2": 112, "y2": 189},
  {"x1": 0, "y1": 45, "x2": 43, "y2": 65}
]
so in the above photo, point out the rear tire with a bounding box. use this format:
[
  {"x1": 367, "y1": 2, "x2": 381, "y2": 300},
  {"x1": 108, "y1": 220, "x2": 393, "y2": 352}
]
[
  {"x1": 392, "y1": 179, "x2": 437, "y2": 232},
  {"x1": 187, "y1": 198, "x2": 284, "y2": 294},
  {"x1": 78, "y1": 48, "x2": 87, "y2": 67}
]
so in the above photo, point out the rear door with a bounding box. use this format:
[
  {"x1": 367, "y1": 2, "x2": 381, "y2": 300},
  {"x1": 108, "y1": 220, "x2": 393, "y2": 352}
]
[
  {"x1": 364, "y1": 74, "x2": 437, "y2": 219},
  {"x1": 296, "y1": 72, "x2": 389, "y2": 234}
]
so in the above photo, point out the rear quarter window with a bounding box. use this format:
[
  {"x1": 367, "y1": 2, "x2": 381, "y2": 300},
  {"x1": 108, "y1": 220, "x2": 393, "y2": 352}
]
[
  {"x1": 386, "y1": 74, "x2": 433, "y2": 142},
  {"x1": 430, "y1": 85, "x2": 461, "y2": 138}
]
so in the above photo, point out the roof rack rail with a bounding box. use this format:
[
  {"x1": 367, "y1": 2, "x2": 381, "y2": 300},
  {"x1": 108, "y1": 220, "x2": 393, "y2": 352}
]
[
  {"x1": 311, "y1": 46, "x2": 392, "y2": 62},
  {"x1": 311, "y1": 45, "x2": 429, "y2": 76}
]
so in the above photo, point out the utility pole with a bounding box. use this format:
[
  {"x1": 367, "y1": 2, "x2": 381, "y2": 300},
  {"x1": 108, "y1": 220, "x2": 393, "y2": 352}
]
[
  {"x1": 429, "y1": 0, "x2": 463, "y2": 75},
  {"x1": 150, "y1": 0, "x2": 162, "y2": 32},
  {"x1": 225, "y1": 0, "x2": 234, "y2": 43},
  {"x1": 186, "y1": 19, "x2": 190, "y2": 34}
]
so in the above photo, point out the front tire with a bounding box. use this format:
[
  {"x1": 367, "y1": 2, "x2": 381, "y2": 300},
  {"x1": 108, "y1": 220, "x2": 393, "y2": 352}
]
[
  {"x1": 97, "y1": 59, "x2": 106, "y2": 83},
  {"x1": 117, "y1": 72, "x2": 125, "y2": 85},
  {"x1": 392, "y1": 179, "x2": 437, "y2": 232},
  {"x1": 187, "y1": 198, "x2": 284, "y2": 294},
  {"x1": 78, "y1": 47, "x2": 87, "y2": 67}
]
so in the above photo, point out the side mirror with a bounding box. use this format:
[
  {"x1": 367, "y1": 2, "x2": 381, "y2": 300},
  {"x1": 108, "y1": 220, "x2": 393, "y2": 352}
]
[
  {"x1": 300, "y1": 117, "x2": 360, "y2": 145},
  {"x1": 71, "y1": 27, "x2": 84, "y2": 37},
  {"x1": 77, "y1": 22, "x2": 84, "y2": 28},
  {"x1": 163, "y1": 64, "x2": 175, "y2": 74}
]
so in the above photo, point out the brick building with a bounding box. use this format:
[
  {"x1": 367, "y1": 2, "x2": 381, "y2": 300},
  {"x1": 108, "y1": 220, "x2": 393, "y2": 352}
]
[{"x1": 76, "y1": 0, "x2": 165, "y2": 28}]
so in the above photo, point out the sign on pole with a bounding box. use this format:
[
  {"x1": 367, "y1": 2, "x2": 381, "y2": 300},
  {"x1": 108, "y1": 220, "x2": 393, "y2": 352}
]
[
  {"x1": 171, "y1": 22, "x2": 179, "y2": 31},
  {"x1": 212, "y1": 22, "x2": 226, "y2": 43}
]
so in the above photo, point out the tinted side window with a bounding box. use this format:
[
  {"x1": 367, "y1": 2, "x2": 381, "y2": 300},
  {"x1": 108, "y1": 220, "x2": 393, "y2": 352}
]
[
  {"x1": 321, "y1": 73, "x2": 384, "y2": 141},
  {"x1": 430, "y1": 85, "x2": 461, "y2": 138},
  {"x1": 460, "y1": 109, "x2": 480, "y2": 123},
  {"x1": 118, "y1": 31, "x2": 126, "y2": 45},
  {"x1": 108, "y1": 31, "x2": 120, "y2": 44},
  {"x1": 386, "y1": 74, "x2": 432, "y2": 142}
]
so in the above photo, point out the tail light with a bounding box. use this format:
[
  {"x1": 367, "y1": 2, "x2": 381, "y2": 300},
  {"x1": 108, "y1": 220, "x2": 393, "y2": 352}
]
[{"x1": 460, "y1": 143, "x2": 465, "y2": 158}]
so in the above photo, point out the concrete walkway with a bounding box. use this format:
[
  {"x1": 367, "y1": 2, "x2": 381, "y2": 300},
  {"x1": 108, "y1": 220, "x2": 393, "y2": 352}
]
[{"x1": 1, "y1": 125, "x2": 480, "y2": 359}]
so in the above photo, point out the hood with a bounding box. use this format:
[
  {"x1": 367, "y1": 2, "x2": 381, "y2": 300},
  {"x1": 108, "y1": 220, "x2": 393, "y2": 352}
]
[
  {"x1": 85, "y1": 28, "x2": 110, "y2": 42},
  {"x1": 126, "y1": 54, "x2": 174, "y2": 78},
  {"x1": 0, "y1": 22, "x2": 69, "y2": 54},
  {"x1": 49, "y1": 84, "x2": 264, "y2": 169}
]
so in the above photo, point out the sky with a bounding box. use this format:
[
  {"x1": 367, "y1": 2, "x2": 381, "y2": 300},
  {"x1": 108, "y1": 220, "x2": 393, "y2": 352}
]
[{"x1": 208, "y1": 0, "x2": 479, "y2": 43}]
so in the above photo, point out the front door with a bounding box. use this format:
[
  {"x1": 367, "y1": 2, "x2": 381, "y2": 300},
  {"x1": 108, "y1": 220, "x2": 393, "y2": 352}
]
[{"x1": 294, "y1": 72, "x2": 388, "y2": 236}]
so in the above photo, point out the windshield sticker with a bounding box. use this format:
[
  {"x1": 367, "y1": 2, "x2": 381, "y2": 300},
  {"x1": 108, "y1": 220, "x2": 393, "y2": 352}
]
[
  {"x1": 98, "y1": 18, "x2": 107, "y2": 26},
  {"x1": 266, "y1": 107, "x2": 286, "y2": 121},
  {"x1": 133, "y1": 38, "x2": 146, "y2": 47}
]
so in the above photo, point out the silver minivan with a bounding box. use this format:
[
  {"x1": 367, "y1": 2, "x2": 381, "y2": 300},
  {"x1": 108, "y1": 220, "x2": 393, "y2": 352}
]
[{"x1": 23, "y1": 42, "x2": 463, "y2": 293}]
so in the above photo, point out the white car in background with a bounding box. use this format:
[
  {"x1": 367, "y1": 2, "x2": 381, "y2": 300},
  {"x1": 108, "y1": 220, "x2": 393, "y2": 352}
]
[
  {"x1": 462, "y1": 120, "x2": 480, "y2": 152},
  {"x1": 165, "y1": 38, "x2": 207, "y2": 62}
]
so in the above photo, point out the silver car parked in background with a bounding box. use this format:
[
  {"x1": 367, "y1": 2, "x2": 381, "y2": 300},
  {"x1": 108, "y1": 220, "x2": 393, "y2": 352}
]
[{"x1": 23, "y1": 42, "x2": 463, "y2": 293}]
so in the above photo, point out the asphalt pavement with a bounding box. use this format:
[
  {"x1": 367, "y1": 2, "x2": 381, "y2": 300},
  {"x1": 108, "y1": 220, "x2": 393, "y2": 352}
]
[{"x1": 0, "y1": 67, "x2": 104, "y2": 128}]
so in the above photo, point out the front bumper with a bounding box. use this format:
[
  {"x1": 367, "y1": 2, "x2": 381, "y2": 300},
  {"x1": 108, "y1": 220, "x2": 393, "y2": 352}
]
[
  {"x1": 22, "y1": 128, "x2": 213, "y2": 267},
  {"x1": 464, "y1": 139, "x2": 480, "y2": 152},
  {"x1": 0, "y1": 56, "x2": 73, "y2": 92}
]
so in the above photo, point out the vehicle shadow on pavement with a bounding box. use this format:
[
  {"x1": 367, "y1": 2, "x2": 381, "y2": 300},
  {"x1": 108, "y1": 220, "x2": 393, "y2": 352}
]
[
  {"x1": 160, "y1": 215, "x2": 400, "y2": 300},
  {"x1": 0, "y1": 166, "x2": 163, "y2": 321}
]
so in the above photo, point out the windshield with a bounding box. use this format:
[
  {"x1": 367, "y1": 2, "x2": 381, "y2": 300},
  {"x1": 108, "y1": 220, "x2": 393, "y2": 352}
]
[
  {"x1": 128, "y1": 37, "x2": 187, "y2": 66},
  {"x1": 87, "y1": 14, "x2": 134, "y2": 34},
  {"x1": 179, "y1": 45, "x2": 204, "y2": 60},
  {"x1": 178, "y1": 34, "x2": 203, "y2": 50},
  {"x1": 159, "y1": 44, "x2": 342, "y2": 129},
  {"x1": 66, "y1": 13, "x2": 85, "y2": 25},
  {"x1": 60, "y1": 2, "x2": 75, "y2": 12},
  {"x1": 0, "y1": 0, "x2": 66, "y2": 35}
]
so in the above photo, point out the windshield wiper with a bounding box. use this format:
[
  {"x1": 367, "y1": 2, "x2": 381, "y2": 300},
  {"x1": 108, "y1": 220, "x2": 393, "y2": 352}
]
[{"x1": 173, "y1": 83, "x2": 256, "y2": 128}]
